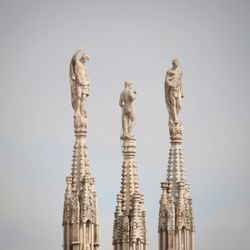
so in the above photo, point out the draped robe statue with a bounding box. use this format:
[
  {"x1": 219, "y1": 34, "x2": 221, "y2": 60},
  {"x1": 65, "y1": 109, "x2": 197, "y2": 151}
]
[
  {"x1": 165, "y1": 59, "x2": 184, "y2": 124},
  {"x1": 69, "y1": 48, "x2": 90, "y2": 116},
  {"x1": 119, "y1": 81, "x2": 137, "y2": 139}
]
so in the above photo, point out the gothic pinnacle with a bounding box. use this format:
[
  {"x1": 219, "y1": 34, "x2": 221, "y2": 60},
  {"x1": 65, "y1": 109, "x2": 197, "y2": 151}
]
[
  {"x1": 113, "y1": 82, "x2": 148, "y2": 250},
  {"x1": 159, "y1": 59, "x2": 195, "y2": 250},
  {"x1": 62, "y1": 49, "x2": 99, "y2": 250}
]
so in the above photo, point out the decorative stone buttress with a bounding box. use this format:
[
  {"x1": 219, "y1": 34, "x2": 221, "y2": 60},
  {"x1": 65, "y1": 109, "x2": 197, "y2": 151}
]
[
  {"x1": 113, "y1": 82, "x2": 148, "y2": 250},
  {"x1": 158, "y1": 59, "x2": 195, "y2": 250},
  {"x1": 62, "y1": 50, "x2": 99, "y2": 250}
]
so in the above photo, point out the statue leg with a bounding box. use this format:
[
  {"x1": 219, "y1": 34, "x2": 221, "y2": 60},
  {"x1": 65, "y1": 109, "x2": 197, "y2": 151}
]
[
  {"x1": 170, "y1": 97, "x2": 177, "y2": 123},
  {"x1": 122, "y1": 111, "x2": 128, "y2": 138},
  {"x1": 176, "y1": 96, "x2": 181, "y2": 114},
  {"x1": 75, "y1": 86, "x2": 81, "y2": 115},
  {"x1": 80, "y1": 94, "x2": 86, "y2": 117},
  {"x1": 124, "y1": 115, "x2": 129, "y2": 137},
  {"x1": 128, "y1": 111, "x2": 136, "y2": 138}
]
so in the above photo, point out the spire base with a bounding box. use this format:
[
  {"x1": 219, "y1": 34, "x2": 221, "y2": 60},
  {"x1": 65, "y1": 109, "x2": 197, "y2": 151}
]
[
  {"x1": 113, "y1": 136, "x2": 147, "y2": 250},
  {"x1": 169, "y1": 122, "x2": 183, "y2": 144},
  {"x1": 159, "y1": 123, "x2": 195, "y2": 250},
  {"x1": 74, "y1": 114, "x2": 87, "y2": 136},
  {"x1": 122, "y1": 138, "x2": 136, "y2": 158}
]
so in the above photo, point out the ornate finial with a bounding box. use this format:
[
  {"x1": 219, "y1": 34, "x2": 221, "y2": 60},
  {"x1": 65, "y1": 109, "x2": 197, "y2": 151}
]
[
  {"x1": 119, "y1": 81, "x2": 137, "y2": 140},
  {"x1": 164, "y1": 59, "x2": 184, "y2": 143}
]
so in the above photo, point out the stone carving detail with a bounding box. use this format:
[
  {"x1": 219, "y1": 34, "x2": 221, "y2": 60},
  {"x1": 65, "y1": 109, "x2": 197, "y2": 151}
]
[
  {"x1": 158, "y1": 146, "x2": 195, "y2": 250},
  {"x1": 113, "y1": 96, "x2": 147, "y2": 250},
  {"x1": 164, "y1": 58, "x2": 184, "y2": 125},
  {"x1": 159, "y1": 60, "x2": 195, "y2": 250},
  {"x1": 69, "y1": 48, "x2": 90, "y2": 117},
  {"x1": 63, "y1": 140, "x2": 99, "y2": 250},
  {"x1": 63, "y1": 50, "x2": 99, "y2": 250},
  {"x1": 119, "y1": 81, "x2": 137, "y2": 139},
  {"x1": 74, "y1": 114, "x2": 87, "y2": 135},
  {"x1": 169, "y1": 121, "x2": 183, "y2": 144}
]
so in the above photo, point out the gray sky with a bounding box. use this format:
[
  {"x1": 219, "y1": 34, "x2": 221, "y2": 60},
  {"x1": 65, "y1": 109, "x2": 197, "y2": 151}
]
[{"x1": 0, "y1": 0, "x2": 250, "y2": 249}]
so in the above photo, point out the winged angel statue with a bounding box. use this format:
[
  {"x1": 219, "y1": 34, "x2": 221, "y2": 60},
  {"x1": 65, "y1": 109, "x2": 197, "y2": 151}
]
[{"x1": 69, "y1": 48, "x2": 90, "y2": 116}]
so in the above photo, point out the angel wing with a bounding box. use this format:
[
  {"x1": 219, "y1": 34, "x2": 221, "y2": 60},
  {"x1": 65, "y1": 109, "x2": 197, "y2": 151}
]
[
  {"x1": 69, "y1": 57, "x2": 78, "y2": 112},
  {"x1": 164, "y1": 71, "x2": 171, "y2": 113}
]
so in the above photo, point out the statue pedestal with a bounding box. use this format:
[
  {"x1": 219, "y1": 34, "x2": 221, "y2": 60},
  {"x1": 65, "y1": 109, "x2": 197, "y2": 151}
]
[
  {"x1": 113, "y1": 136, "x2": 147, "y2": 250},
  {"x1": 74, "y1": 114, "x2": 87, "y2": 136},
  {"x1": 159, "y1": 121, "x2": 195, "y2": 250},
  {"x1": 169, "y1": 122, "x2": 183, "y2": 144},
  {"x1": 122, "y1": 138, "x2": 136, "y2": 158}
]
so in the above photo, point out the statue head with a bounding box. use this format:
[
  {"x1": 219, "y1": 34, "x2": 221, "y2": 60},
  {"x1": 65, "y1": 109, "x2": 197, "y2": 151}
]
[
  {"x1": 124, "y1": 80, "x2": 133, "y2": 88},
  {"x1": 80, "y1": 54, "x2": 90, "y2": 63},
  {"x1": 172, "y1": 58, "x2": 180, "y2": 68}
]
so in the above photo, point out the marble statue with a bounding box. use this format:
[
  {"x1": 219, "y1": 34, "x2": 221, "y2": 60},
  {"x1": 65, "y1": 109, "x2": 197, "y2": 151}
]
[
  {"x1": 164, "y1": 58, "x2": 184, "y2": 124},
  {"x1": 119, "y1": 81, "x2": 137, "y2": 139},
  {"x1": 69, "y1": 48, "x2": 90, "y2": 116}
]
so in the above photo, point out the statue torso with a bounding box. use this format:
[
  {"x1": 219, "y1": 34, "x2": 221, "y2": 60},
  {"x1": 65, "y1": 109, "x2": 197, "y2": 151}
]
[
  {"x1": 75, "y1": 60, "x2": 89, "y2": 86},
  {"x1": 121, "y1": 88, "x2": 135, "y2": 112}
]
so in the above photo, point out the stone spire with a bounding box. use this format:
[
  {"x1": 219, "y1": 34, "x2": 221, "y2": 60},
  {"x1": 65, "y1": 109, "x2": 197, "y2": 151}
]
[
  {"x1": 113, "y1": 82, "x2": 147, "y2": 250},
  {"x1": 158, "y1": 59, "x2": 195, "y2": 250},
  {"x1": 62, "y1": 50, "x2": 99, "y2": 250}
]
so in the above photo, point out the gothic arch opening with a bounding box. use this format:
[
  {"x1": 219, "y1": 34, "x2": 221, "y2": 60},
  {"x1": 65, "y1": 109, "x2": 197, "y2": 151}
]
[
  {"x1": 86, "y1": 220, "x2": 91, "y2": 243},
  {"x1": 136, "y1": 238, "x2": 141, "y2": 250},
  {"x1": 181, "y1": 226, "x2": 186, "y2": 250}
]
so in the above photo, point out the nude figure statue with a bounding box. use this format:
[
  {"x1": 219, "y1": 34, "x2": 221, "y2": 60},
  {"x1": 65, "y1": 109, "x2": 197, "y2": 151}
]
[{"x1": 119, "y1": 81, "x2": 137, "y2": 139}]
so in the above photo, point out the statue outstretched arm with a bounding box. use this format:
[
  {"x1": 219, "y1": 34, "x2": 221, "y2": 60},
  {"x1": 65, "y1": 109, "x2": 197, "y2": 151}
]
[{"x1": 72, "y1": 48, "x2": 82, "y2": 60}]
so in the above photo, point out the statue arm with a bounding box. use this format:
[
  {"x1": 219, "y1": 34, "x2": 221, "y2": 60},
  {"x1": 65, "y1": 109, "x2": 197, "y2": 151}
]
[
  {"x1": 129, "y1": 89, "x2": 137, "y2": 101},
  {"x1": 72, "y1": 48, "x2": 82, "y2": 60},
  {"x1": 165, "y1": 71, "x2": 173, "y2": 87}
]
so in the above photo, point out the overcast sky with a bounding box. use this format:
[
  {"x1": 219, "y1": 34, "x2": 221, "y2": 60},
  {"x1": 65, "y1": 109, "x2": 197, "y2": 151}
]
[{"x1": 0, "y1": 0, "x2": 250, "y2": 250}]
